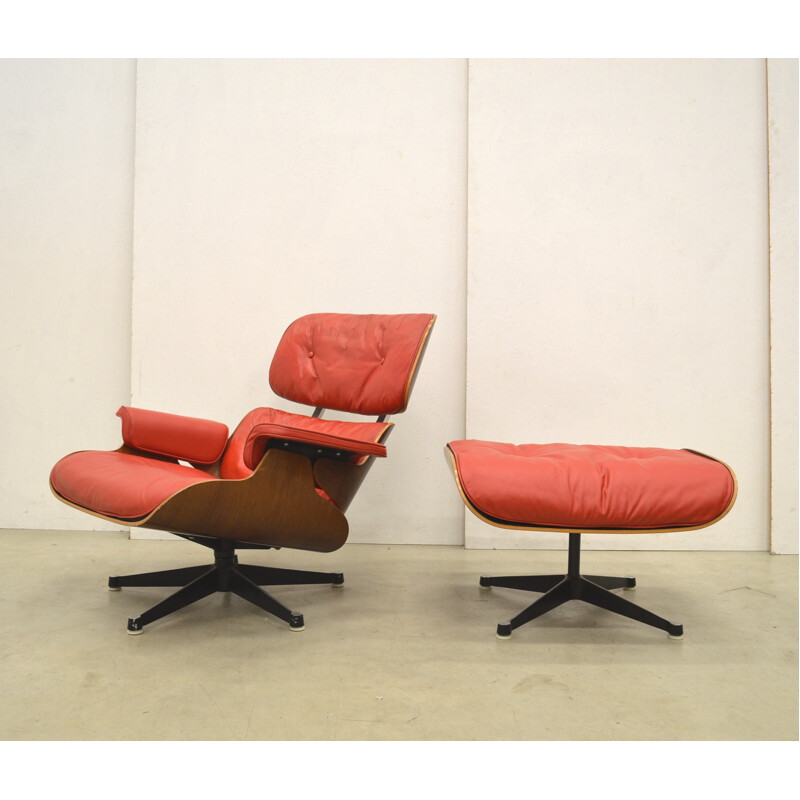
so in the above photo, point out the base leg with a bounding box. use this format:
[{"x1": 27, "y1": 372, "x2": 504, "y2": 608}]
[
  {"x1": 227, "y1": 568, "x2": 305, "y2": 630},
  {"x1": 479, "y1": 574, "x2": 564, "y2": 593},
  {"x1": 578, "y1": 577, "x2": 683, "y2": 637},
  {"x1": 110, "y1": 564, "x2": 212, "y2": 589},
  {"x1": 236, "y1": 564, "x2": 344, "y2": 587},
  {"x1": 583, "y1": 575, "x2": 637, "y2": 591},
  {"x1": 498, "y1": 578, "x2": 572, "y2": 638},
  {"x1": 127, "y1": 567, "x2": 218, "y2": 633}
]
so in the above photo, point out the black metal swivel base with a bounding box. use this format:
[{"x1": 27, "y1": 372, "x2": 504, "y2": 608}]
[
  {"x1": 480, "y1": 534, "x2": 683, "y2": 640},
  {"x1": 108, "y1": 538, "x2": 344, "y2": 635}
]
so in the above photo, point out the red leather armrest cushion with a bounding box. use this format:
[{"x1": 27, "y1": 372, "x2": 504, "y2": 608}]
[
  {"x1": 116, "y1": 406, "x2": 229, "y2": 465},
  {"x1": 243, "y1": 416, "x2": 389, "y2": 471}
]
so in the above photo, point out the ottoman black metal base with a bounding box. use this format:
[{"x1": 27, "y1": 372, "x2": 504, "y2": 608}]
[{"x1": 480, "y1": 533, "x2": 683, "y2": 639}]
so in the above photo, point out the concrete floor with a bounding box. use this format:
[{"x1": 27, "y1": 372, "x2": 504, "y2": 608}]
[{"x1": 0, "y1": 529, "x2": 796, "y2": 740}]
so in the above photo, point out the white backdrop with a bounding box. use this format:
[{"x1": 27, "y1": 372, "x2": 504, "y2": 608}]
[
  {"x1": 130, "y1": 59, "x2": 468, "y2": 544},
  {"x1": 1, "y1": 58, "x2": 795, "y2": 553},
  {"x1": 767, "y1": 59, "x2": 799, "y2": 554},
  {"x1": 466, "y1": 59, "x2": 771, "y2": 551},
  {"x1": 0, "y1": 59, "x2": 135, "y2": 532}
]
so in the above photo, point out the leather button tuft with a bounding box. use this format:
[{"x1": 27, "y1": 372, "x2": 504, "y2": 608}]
[
  {"x1": 308, "y1": 351, "x2": 314, "y2": 358},
  {"x1": 380, "y1": 358, "x2": 385, "y2": 365}
]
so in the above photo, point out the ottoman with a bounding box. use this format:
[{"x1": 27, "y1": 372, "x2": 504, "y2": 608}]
[{"x1": 446, "y1": 441, "x2": 737, "y2": 639}]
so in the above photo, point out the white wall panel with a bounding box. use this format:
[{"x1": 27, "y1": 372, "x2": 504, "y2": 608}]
[
  {"x1": 2, "y1": 59, "x2": 783, "y2": 552},
  {"x1": 0, "y1": 59, "x2": 135, "y2": 531},
  {"x1": 767, "y1": 59, "x2": 799, "y2": 555},
  {"x1": 131, "y1": 59, "x2": 467, "y2": 544},
  {"x1": 466, "y1": 59, "x2": 770, "y2": 550}
]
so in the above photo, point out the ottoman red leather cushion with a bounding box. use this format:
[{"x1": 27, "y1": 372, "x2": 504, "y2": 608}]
[{"x1": 447, "y1": 440, "x2": 736, "y2": 530}]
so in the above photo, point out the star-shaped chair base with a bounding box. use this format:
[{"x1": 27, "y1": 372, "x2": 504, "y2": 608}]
[{"x1": 108, "y1": 538, "x2": 343, "y2": 634}]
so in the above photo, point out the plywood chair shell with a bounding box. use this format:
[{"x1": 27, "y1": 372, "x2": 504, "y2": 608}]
[
  {"x1": 50, "y1": 449, "x2": 349, "y2": 553},
  {"x1": 312, "y1": 426, "x2": 394, "y2": 513},
  {"x1": 142, "y1": 449, "x2": 349, "y2": 551}
]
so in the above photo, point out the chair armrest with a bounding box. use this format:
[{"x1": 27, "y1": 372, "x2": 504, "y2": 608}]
[
  {"x1": 243, "y1": 419, "x2": 389, "y2": 470},
  {"x1": 116, "y1": 406, "x2": 229, "y2": 465}
]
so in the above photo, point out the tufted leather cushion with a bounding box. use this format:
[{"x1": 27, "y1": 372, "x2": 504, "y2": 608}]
[
  {"x1": 116, "y1": 406, "x2": 229, "y2": 465},
  {"x1": 448, "y1": 440, "x2": 736, "y2": 530},
  {"x1": 50, "y1": 450, "x2": 216, "y2": 520},
  {"x1": 220, "y1": 407, "x2": 391, "y2": 479},
  {"x1": 268, "y1": 313, "x2": 435, "y2": 416}
]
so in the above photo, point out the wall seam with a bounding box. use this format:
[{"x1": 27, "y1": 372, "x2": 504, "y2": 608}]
[
  {"x1": 765, "y1": 58, "x2": 774, "y2": 553},
  {"x1": 129, "y1": 57, "x2": 138, "y2": 410},
  {"x1": 126, "y1": 57, "x2": 139, "y2": 540},
  {"x1": 463, "y1": 57, "x2": 470, "y2": 548},
  {"x1": 464, "y1": 57, "x2": 470, "y2": 441}
]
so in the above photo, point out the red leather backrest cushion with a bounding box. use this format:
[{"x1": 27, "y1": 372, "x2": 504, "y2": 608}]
[{"x1": 269, "y1": 313, "x2": 435, "y2": 416}]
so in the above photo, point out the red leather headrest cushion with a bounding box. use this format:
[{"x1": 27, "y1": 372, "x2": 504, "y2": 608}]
[{"x1": 268, "y1": 313, "x2": 435, "y2": 416}]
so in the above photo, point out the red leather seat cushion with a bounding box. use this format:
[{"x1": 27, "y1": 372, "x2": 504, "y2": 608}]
[
  {"x1": 50, "y1": 451, "x2": 216, "y2": 520},
  {"x1": 221, "y1": 407, "x2": 391, "y2": 479},
  {"x1": 448, "y1": 440, "x2": 735, "y2": 530}
]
